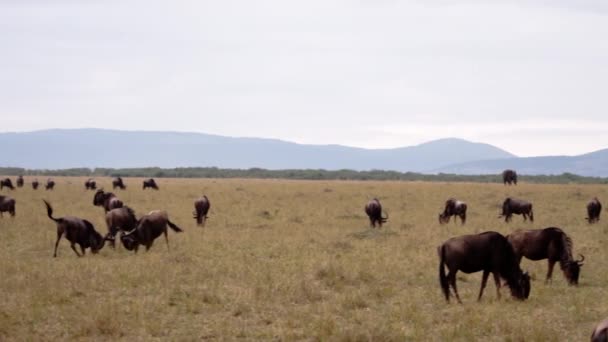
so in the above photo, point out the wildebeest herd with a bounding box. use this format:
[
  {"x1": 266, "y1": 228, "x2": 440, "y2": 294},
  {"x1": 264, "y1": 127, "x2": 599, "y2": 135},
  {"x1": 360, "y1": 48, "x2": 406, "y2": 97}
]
[{"x1": 1, "y1": 171, "x2": 608, "y2": 338}]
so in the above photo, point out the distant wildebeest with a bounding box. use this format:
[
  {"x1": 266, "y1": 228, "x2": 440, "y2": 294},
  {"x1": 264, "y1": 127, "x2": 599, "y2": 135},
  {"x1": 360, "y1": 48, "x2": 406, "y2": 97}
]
[
  {"x1": 0, "y1": 195, "x2": 16, "y2": 217},
  {"x1": 119, "y1": 210, "x2": 183, "y2": 252},
  {"x1": 112, "y1": 177, "x2": 126, "y2": 190},
  {"x1": 507, "y1": 227, "x2": 584, "y2": 286},
  {"x1": 142, "y1": 178, "x2": 159, "y2": 190},
  {"x1": 365, "y1": 198, "x2": 388, "y2": 228},
  {"x1": 439, "y1": 198, "x2": 467, "y2": 224},
  {"x1": 84, "y1": 178, "x2": 97, "y2": 190},
  {"x1": 0, "y1": 178, "x2": 15, "y2": 190},
  {"x1": 16, "y1": 175, "x2": 24, "y2": 188},
  {"x1": 438, "y1": 231, "x2": 531, "y2": 303},
  {"x1": 43, "y1": 200, "x2": 106, "y2": 257},
  {"x1": 502, "y1": 169, "x2": 518, "y2": 185},
  {"x1": 499, "y1": 197, "x2": 534, "y2": 222},
  {"x1": 93, "y1": 189, "x2": 124, "y2": 213},
  {"x1": 587, "y1": 197, "x2": 602, "y2": 224},
  {"x1": 193, "y1": 195, "x2": 210, "y2": 226},
  {"x1": 104, "y1": 206, "x2": 138, "y2": 248},
  {"x1": 45, "y1": 179, "x2": 55, "y2": 190},
  {"x1": 32, "y1": 179, "x2": 39, "y2": 190},
  {"x1": 591, "y1": 318, "x2": 608, "y2": 342}
]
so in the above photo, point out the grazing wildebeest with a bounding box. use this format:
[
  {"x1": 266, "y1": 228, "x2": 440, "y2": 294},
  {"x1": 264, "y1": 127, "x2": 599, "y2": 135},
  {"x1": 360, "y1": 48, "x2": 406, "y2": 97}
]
[
  {"x1": 142, "y1": 178, "x2": 159, "y2": 190},
  {"x1": 45, "y1": 179, "x2": 55, "y2": 190},
  {"x1": 104, "y1": 206, "x2": 138, "y2": 248},
  {"x1": 112, "y1": 177, "x2": 126, "y2": 190},
  {"x1": 193, "y1": 195, "x2": 210, "y2": 226},
  {"x1": 502, "y1": 169, "x2": 518, "y2": 185},
  {"x1": 119, "y1": 210, "x2": 183, "y2": 252},
  {"x1": 507, "y1": 227, "x2": 584, "y2": 285},
  {"x1": 93, "y1": 189, "x2": 124, "y2": 213},
  {"x1": 499, "y1": 197, "x2": 534, "y2": 222},
  {"x1": 365, "y1": 198, "x2": 388, "y2": 228},
  {"x1": 16, "y1": 175, "x2": 24, "y2": 188},
  {"x1": 84, "y1": 178, "x2": 97, "y2": 190},
  {"x1": 43, "y1": 200, "x2": 106, "y2": 257},
  {"x1": 32, "y1": 179, "x2": 39, "y2": 190},
  {"x1": 591, "y1": 318, "x2": 608, "y2": 342},
  {"x1": 587, "y1": 197, "x2": 602, "y2": 224},
  {"x1": 438, "y1": 231, "x2": 530, "y2": 303},
  {"x1": 438, "y1": 198, "x2": 467, "y2": 224},
  {"x1": 0, "y1": 195, "x2": 16, "y2": 217},
  {"x1": 0, "y1": 178, "x2": 15, "y2": 190}
]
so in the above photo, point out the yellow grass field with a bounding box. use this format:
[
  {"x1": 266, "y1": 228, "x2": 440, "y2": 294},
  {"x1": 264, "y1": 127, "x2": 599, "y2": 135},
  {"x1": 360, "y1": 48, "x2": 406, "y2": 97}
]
[{"x1": 1, "y1": 177, "x2": 608, "y2": 341}]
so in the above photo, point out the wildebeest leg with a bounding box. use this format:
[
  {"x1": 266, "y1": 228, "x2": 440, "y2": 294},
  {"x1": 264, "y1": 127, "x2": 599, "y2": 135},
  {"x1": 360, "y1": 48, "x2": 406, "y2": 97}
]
[
  {"x1": 460, "y1": 214, "x2": 466, "y2": 225},
  {"x1": 478, "y1": 270, "x2": 490, "y2": 301},
  {"x1": 70, "y1": 243, "x2": 82, "y2": 257},
  {"x1": 80, "y1": 245, "x2": 86, "y2": 255},
  {"x1": 448, "y1": 271, "x2": 462, "y2": 304},
  {"x1": 53, "y1": 231, "x2": 63, "y2": 257},
  {"x1": 492, "y1": 272, "x2": 502, "y2": 299},
  {"x1": 164, "y1": 229, "x2": 170, "y2": 251},
  {"x1": 546, "y1": 260, "x2": 556, "y2": 283}
]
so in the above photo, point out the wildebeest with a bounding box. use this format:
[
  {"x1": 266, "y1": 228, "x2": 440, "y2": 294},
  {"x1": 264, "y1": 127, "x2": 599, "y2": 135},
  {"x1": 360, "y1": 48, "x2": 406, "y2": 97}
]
[
  {"x1": 43, "y1": 200, "x2": 105, "y2": 257},
  {"x1": 365, "y1": 198, "x2": 388, "y2": 228},
  {"x1": 591, "y1": 318, "x2": 608, "y2": 342},
  {"x1": 438, "y1": 231, "x2": 530, "y2": 303},
  {"x1": 0, "y1": 178, "x2": 15, "y2": 190},
  {"x1": 84, "y1": 178, "x2": 97, "y2": 190},
  {"x1": 119, "y1": 210, "x2": 183, "y2": 252},
  {"x1": 32, "y1": 179, "x2": 39, "y2": 190},
  {"x1": 45, "y1": 179, "x2": 55, "y2": 190},
  {"x1": 499, "y1": 197, "x2": 534, "y2": 222},
  {"x1": 142, "y1": 178, "x2": 159, "y2": 190},
  {"x1": 587, "y1": 197, "x2": 602, "y2": 224},
  {"x1": 0, "y1": 195, "x2": 16, "y2": 217},
  {"x1": 16, "y1": 175, "x2": 24, "y2": 188},
  {"x1": 507, "y1": 227, "x2": 584, "y2": 285},
  {"x1": 112, "y1": 177, "x2": 126, "y2": 190},
  {"x1": 93, "y1": 189, "x2": 124, "y2": 213},
  {"x1": 193, "y1": 195, "x2": 210, "y2": 226},
  {"x1": 502, "y1": 169, "x2": 518, "y2": 185},
  {"x1": 439, "y1": 198, "x2": 467, "y2": 224},
  {"x1": 104, "y1": 206, "x2": 138, "y2": 248}
]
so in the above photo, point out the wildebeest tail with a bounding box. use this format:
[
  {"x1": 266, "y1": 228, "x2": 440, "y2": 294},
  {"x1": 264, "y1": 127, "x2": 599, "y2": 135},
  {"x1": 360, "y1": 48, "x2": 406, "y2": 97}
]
[
  {"x1": 167, "y1": 219, "x2": 183, "y2": 233},
  {"x1": 438, "y1": 244, "x2": 449, "y2": 301},
  {"x1": 43, "y1": 200, "x2": 61, "y2": 223}
]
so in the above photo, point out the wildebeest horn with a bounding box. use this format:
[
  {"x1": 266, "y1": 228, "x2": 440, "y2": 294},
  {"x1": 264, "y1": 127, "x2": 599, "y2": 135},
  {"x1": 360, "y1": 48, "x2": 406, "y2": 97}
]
[
  {"x1": 577, "y1": 254, "x2": 585, "y2": 263},
  {"x1": 123, "y1": 228, "x2": 136, "y2": 236}
]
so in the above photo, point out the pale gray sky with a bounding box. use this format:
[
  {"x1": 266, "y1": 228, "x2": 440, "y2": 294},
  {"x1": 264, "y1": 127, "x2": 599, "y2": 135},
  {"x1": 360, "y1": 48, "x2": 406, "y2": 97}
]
[{"x1": 1, "y1": 1, "x2": 607, "y2": 157}]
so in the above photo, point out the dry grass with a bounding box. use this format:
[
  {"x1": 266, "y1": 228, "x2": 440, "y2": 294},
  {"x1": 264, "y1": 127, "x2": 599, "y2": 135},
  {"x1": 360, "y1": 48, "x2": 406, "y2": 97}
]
[{"x1": 1, "y1": 177, "x2": 608, "y2": 341}]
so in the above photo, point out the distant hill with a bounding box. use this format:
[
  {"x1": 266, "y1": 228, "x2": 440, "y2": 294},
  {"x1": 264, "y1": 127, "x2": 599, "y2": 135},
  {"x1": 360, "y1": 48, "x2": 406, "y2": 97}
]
[
  {"x1": 0, "y1": 129, "x2": 515, "y2": 171},
  {"x1": 434, "y1": 149, "x2": 608, "y2": 177}
]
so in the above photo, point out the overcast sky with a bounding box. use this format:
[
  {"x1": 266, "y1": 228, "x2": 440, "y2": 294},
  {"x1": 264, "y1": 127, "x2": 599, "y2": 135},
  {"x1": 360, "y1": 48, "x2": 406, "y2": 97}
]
[{"x1": 1, "y1": 1, "x2": 607, "y2": 157}]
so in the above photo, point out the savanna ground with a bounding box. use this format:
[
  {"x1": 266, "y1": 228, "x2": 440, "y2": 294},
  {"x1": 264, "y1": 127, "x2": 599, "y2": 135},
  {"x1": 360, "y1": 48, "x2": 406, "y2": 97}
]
[{"x1": 1, "y1": 177, "x2": 608, "y2": 341}]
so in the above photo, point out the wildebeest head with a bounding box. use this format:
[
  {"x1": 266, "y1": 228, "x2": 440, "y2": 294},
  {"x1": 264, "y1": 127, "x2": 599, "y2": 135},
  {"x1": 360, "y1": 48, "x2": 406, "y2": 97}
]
[
  {"x1": 563, "y1": 254, "x2": 584, "y2": 285},
  {"x1": 119, "y1": 229, "x2": 139, "y2": 251},
  {"x1": 93, "y1": 189, "x2": 105, "y2": 206},
  {"x1": 511, "y1": 271, "x2": 531, "y2": 300}
]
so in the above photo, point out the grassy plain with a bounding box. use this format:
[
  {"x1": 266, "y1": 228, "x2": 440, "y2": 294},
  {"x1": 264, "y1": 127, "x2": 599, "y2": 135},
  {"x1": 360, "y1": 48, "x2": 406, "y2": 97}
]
[{"x1": 1, "y1": 177, "x2": 608, "y2": 341}]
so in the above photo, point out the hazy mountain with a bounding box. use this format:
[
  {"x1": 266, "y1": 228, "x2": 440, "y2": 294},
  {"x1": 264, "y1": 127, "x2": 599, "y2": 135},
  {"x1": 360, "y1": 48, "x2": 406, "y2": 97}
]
[
  {"x1": 0, "y1": 129, "x2": 515, "y2": 171},
  {"x1": 434, "y1": 149, "x2": 608, "y2": 177}
]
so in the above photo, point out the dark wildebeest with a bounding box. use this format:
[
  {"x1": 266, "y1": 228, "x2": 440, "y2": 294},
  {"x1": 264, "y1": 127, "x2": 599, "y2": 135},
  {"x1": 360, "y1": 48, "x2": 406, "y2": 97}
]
[
  {"x1": 507, "y1": 227, "x2": 584, "y2": 286},
  {"x1": 93, "y1": 189, "x2": 124, "y2": 213},
  {"x1": 591, "y1": 318, "x2": 608, "y2": 342},
  {"x1": 104, "y1": 206, "x2": 138, "y2": 248},
  {"x1": 499, "y1": 197, "x2": 534, "y2": 222},
  {"x1": 438, "y1": 231, "x2": 531, "y2": 303},
  {"x1": 119, "y1": 210, "x2": 183, "y2": 252},
  {"x1": 0, "y1": 178, "x2": 15, "y2": 190},
  {"x1": 0, "y1": 195, "x2": 16, "y2": 217},
  {"x1": 587, "y1": 197, "x2": 602, "y2": 224},
  {"x1": 84, "y1": 178, "x2": 97, "y2": 190},
  {"x1": 45, "y1": 179, "x2": 55, "y2": 190},
  {"x1": 16, "y1": 175, "x2": 24, "y2": 188},
  {"x1": 112, "y1": 177, "x2": 126, "y2": 190},
  {"x1": 43, "y1": 200, "x2": 106, "y2": 257},
  {"x1": 142, "y1": 178, "x2": 159, "y2": 190},
  {"x1": 502, "y1": 169, "x2": 518, "y2": 185},
  {"x1": 365, "y1": 198, "x2": 388, "y2": 228},
  {"x1": 193, "y1": 195, "x2": 210, "y2": 226},
  {"x1": 439, "y1": 198, "x2": 467, "y2": 225},
  {"x1": 32, "y1": 179, "x2": 39, "y2": 190}
]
